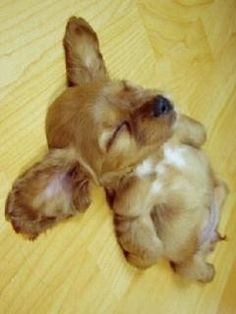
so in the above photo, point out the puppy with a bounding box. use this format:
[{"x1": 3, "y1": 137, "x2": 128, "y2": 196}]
[{"x1": 5, "y1": 17, "x2": 228, "y2": 282}]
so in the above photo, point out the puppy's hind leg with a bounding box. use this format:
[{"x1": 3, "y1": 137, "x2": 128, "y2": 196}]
[
  {"x1": 172, "y1": 179, "x2": 228, "y2": 283},
  {"x1": 114, "y1": 214, "x2": 163, "y2": 268}
]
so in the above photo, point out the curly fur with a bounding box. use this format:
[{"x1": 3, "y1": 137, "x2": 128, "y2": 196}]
[{"x1": 5, "y1": 17, "x2": 228, "y2": 282}]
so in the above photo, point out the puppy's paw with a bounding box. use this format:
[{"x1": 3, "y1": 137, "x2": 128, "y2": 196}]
[
  {"x1": 174, "y1": 260, "x2": 215, "y2": 283},
  {"x1": 197, "y1": 263, "x2": 215, "y2": 283},
  {"x1": 125, "y1": 243, "x2": 162, "y2": 269},
  {"x1": 125, "y1": 252, "x2": 156, "y2": 269},
  {"x1": 174, "y1": 114, "x2": 207, "y2": 148},
  {"x1": 188, "y1": 121, "x2": 207, "y2": 148}
]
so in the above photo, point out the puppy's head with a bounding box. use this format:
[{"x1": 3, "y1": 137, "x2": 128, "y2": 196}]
[
  {"x1": 47, "y1": 17, "x2": 176, "y2": 184},
  {"x1": 5, "y1": 17, "x2": 175, "y2": 239}
]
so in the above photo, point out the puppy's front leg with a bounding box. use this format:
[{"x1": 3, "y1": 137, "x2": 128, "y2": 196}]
[
  {"x1": 114, "y1": 214, "x2": 163, "y2": 268},
  {"x1": 174, "y1": 114, "x2": 206, "y2": 148}
]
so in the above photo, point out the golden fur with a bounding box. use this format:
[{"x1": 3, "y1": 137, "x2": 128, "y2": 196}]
[{"x1": 5, "y1": 17, "x2": 228, "y2": 282}]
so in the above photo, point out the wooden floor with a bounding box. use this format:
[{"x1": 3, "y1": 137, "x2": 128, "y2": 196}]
[{"x1": 0, "y1": 0, "x2": 236, "y2": 313}]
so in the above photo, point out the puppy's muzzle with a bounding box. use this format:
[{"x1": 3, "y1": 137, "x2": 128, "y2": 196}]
[{"x1": 153, "y1": 96, "x2": 173, "y2": 117}]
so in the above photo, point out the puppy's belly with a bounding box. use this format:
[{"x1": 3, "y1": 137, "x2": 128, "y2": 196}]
[
  {"x1": 135, "y1": 144, "x2": 215, "y2": 257},
  {"x1": 136, "y1": 143, "x2": 213, "y2": 206}
]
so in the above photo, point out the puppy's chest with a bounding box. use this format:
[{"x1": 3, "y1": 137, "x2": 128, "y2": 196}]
[{"x1": 135, "y1": 144, "x2": 191, "y2": 194}]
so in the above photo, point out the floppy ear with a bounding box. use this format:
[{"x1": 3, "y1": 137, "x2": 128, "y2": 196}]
[
  {"x1": 5, "y1": 149, "x2": 91, "y2": 240},
  {"x1": 63, "y1": 16, "x2": 108, "y2": 86}
]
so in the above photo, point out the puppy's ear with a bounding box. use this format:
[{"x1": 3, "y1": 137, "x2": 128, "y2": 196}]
[
  {"x1": 63, "y1": 16, "x2": 108, "y2": 86},
  {"x1": 5, "y1": 149, "x2": 91, "y2": 240}
]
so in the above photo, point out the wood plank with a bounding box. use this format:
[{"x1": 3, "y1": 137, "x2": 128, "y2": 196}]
[{"x1": 0, "y1": 1, "x2": 235, "y2": 313}]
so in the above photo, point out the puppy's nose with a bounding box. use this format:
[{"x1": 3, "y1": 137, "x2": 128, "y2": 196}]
[{"x1": 153, "y1": 95, "x2": 173, "y2": 117}]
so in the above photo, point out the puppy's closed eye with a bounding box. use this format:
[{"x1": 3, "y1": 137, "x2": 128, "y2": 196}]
[
  {"x1": 107, "y1": 121, "x2": 131, "y2": 150},
  {"x1": 99, "y1": 121, "x2": 131, "y2": 153}
]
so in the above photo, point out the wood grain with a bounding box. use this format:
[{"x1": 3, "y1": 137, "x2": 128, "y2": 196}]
[{"x1": 0, "y1": 0, "x2": 235, "y2": 313}]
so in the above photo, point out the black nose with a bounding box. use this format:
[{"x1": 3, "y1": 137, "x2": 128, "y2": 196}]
[{"x1": 153, "y1": 95, "x2": 173, "y2": 117}]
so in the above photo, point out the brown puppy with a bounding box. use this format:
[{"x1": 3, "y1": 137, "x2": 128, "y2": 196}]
[{"x1": 5, "y1": 17, "x2": 228, "y2": 282}]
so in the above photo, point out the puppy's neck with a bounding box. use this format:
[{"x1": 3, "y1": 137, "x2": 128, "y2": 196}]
[{"x1": 99, "y1": 166, "x2": 134, "y2": 190}]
